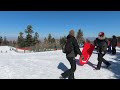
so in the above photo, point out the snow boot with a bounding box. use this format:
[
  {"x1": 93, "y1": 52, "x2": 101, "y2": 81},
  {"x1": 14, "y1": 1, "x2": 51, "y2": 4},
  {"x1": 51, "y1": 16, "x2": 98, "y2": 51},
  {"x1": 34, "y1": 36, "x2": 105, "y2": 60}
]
[
  {"x1": 59, "y1": 76, "x2": 65, "y2": 79},
  {"x1": 94, "y1": 67, "x2": 100, "y2": 70}
]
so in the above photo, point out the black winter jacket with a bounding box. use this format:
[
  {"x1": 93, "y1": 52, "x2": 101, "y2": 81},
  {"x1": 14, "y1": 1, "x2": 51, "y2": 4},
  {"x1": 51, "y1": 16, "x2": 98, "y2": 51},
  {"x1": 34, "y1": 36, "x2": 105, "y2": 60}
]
[
  {"x1": 66, "y1": 35, "x2": 82, "y2": 57},
  {"x1": 111, "y1": 37, "x2": 117, "y2": 48}
]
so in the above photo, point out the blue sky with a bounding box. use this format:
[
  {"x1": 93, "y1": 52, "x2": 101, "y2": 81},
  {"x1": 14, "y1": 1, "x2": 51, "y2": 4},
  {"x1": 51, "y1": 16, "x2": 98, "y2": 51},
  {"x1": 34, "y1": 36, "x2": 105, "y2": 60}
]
[{"x1": 0, "y1": 11, "x2": 120, "y2": 40}]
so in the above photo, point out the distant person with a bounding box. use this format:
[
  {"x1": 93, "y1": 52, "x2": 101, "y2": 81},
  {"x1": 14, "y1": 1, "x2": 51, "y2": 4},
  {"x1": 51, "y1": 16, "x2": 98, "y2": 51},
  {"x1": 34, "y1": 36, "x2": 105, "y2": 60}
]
[
  {"x1": 1, "y1": 51, "x2": 2, "y2": 53},
  {"x1": 86, "y1": 39, "x2": 90, "y2": 43},
  {"x1": 108, "y1": 39, "x2": 112, "y2": 53},
  {"x1": 111, "y1": 35, "x2": 117, "y2": 55},
  {"x1": 54, "y1": 46, "x2": 57, "y2": 50},
  {"x1": 60, "y1": 30, "x2": 84, "y2": 79},
  {"x1": 94, "y1": 32, "x2": 111, "y2": 70}
]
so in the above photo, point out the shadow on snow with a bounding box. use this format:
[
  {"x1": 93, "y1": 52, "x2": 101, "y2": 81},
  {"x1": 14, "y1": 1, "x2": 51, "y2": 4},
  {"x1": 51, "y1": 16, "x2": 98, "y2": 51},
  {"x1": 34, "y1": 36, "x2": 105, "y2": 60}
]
[
  {"x1": 57, "y1": 50, "x2": 120, "y2": 79},
  {"x1": 57, "y1": 62, "x2": 69, "y2": 72}
]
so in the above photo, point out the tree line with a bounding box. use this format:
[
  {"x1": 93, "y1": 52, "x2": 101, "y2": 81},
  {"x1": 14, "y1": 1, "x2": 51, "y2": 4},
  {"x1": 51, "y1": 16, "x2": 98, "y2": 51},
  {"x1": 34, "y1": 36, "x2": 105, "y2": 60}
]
[
  {"x1": 0, "y1": 36, "x2": 16, "y2": 46},
  {"x1": 0, "y1": 25, "x2": 85, "y2": 51},
  {"x1": 17, "y1": 25, "x2": 57, "y2": 51}
]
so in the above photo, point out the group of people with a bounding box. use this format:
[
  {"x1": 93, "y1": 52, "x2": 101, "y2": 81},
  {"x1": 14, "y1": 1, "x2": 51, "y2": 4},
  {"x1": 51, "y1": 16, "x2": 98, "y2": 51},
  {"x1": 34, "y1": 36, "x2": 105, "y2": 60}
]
[
  {"x1": 60, "y1": 30, "x2": 117, "y2": 79},
  {"x1": 1, "y1": 50, "x2": 7, "y2": 53},
  {"x1": 0, "y1": 48, "x2": 13, "y2": 53}
]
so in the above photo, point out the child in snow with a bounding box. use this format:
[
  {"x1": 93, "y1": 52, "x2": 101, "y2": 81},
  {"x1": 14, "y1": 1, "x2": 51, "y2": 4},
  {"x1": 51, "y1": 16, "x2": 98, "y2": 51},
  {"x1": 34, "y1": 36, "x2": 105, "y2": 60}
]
[
  {"x1": 94, "y1": 32, "x2": 111, "y2": 70},
  {"x1": 60, "y1": 30, "x2": 84, "y2": 79}
]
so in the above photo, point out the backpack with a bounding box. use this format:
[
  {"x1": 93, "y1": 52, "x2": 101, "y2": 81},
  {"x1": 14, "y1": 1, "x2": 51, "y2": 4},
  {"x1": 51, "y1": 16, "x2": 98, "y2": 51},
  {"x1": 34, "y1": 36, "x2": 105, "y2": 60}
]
[
  {"x1": 62, "y1": 39, "x2": 73, "y2": 54},
  {"x1": 98, "y1": 40, "x2": 108, "y2": 52}
]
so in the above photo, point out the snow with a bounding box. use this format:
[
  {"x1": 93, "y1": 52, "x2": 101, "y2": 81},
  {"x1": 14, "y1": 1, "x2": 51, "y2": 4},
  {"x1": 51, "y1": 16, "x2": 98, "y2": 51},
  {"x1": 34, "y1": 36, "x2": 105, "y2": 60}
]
[{"x1": 0, "y1": 46, "x2": 120, "y2": 79}]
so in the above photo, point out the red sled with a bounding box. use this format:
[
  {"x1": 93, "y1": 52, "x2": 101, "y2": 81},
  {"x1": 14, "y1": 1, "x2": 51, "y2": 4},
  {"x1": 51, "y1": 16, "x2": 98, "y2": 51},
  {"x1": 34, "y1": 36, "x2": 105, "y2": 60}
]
[{"x1": 79, "y1": 42, "x2": 95, "y2": 65}]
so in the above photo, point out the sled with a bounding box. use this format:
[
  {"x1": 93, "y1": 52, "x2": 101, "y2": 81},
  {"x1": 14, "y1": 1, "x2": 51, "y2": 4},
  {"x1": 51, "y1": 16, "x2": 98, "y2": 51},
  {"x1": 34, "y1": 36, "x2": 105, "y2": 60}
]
[{"x1": 80, "y1": 42, "x2": 95, "y2": 65}]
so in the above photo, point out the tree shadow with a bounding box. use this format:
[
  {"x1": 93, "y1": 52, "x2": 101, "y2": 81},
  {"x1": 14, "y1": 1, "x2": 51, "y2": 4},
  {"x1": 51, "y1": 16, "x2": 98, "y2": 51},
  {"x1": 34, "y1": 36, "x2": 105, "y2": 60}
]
[{"x1": 57, "y1": 62, "x2": 68, "y2": 72}]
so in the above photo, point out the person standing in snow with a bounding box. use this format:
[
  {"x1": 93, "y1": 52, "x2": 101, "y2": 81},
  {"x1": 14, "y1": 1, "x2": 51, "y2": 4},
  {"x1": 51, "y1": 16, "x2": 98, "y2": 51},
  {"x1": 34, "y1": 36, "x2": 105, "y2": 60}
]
[
  {"x1": 107, "y1": 39, "x2": 112, "y2": 53},
  {"x1": 60, "y1": 30, "x2": 84, "y2": 79},
  {"x1": 94, "y1": 32, "x2": 111, "y2": 70},
  {"x1": 111, "y1": 35, "x2": 117, "y2": 55},
  {"x1": 86, "y1": 39, "x2": 90, "y2": 43}
]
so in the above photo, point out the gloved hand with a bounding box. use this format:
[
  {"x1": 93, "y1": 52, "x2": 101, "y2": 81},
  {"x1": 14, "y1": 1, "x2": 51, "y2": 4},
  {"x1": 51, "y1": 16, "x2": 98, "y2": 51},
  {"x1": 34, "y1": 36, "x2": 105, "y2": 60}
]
[{"x1": 101, "y1": 51, "x2": 105, "y2": 54}]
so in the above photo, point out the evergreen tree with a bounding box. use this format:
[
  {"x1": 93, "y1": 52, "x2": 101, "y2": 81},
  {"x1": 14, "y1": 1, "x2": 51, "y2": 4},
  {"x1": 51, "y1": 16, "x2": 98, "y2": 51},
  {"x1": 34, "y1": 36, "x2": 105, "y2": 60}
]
[
  {"x1": 25, "y1": 25, "x2": 34, "y2": 35},
  {"x1": 25, "y1": 25, "x2": 34, "y2": 47},
  {"x1": 33, "y1": 32, "x2": 39, "y2": 45},
  {"x1": 48, "y1": 34, "x2": 52, "y2": 44},
  {"x1": 76, "y1": 29, "x2": 84, "y2": 45},
  {"x1": 44, "y1": 37, "x2": 48, "y2": 44},
  {"x1": 33, "y1": 32, "x2": 40, "y2": 51},
  {"x1": 17, "y1": 32, "x2": 24, "y2": 48},
  {"x1": 51, "y1": 38, "x2": 55, "y2": 43},
  {"x1": 43, "y1": 37, "x2": 49, "y2": 49},
  {"x1": 0, "y1": 36, "x2": 3, "y2": 46},
  {"x1": 51, "y1": 37, "x2": 56, "y2": 49},
  {"x1": 3, "y1": 36, "x2": 7, "y2": 45},
  {"x1": 60, "y1": 36, "x2": 67, "y2": 48},
  {"x1": 47, "y1": 34, "x2": 53, "y2": 48},
  {"x1": 25, "y1": 34, "x2": 33, "y2": 47}
]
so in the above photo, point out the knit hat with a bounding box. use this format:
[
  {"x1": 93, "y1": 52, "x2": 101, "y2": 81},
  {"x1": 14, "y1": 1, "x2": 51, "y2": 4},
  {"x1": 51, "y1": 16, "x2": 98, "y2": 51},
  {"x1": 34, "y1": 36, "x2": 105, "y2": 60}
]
[{"x1": 98, "y1": 32, "x2": 105, "y2": 40}]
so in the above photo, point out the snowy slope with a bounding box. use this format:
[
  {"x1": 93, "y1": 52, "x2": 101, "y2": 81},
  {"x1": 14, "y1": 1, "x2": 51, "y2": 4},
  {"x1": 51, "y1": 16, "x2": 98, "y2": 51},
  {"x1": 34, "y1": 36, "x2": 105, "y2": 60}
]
[
  {"x1": 0, "y1": 46, "x2": 16, "y2": 54},
  {"x1": 0, "y1": 46, "x2": 120, "y2": 79}
]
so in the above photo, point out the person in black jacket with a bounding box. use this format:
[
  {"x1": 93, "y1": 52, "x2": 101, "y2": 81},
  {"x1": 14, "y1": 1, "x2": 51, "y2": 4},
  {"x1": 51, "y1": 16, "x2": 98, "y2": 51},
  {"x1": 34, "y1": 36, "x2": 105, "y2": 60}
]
[
  {"x1": 108, "y1": 39, "x2": 112, "y2": 53},
  {"x1": 94, "y1": 32, "x2": 111, "y2": 70},
  {"x1": 94, "y1": 38, "x2": 99, "y2": 52},
  {"x1": 59, "y1": 30, "x2": 84, "y2": 79},
  {"x1": 111, "y1": 35, "x2": 117, "y2": 55}
]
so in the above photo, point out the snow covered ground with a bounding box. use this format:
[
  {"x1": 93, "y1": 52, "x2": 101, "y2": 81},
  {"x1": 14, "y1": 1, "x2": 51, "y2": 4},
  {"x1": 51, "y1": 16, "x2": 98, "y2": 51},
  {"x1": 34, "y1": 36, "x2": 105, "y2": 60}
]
[{"x1": 0, "y1": 46, "x2": 120, "y2": 79}]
